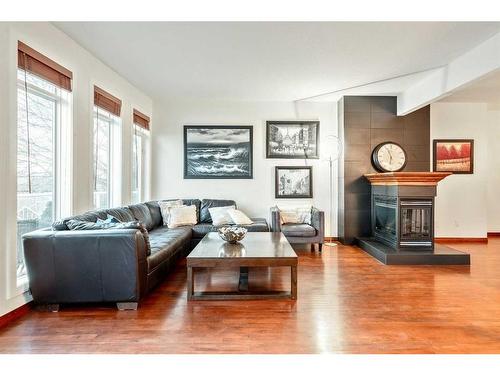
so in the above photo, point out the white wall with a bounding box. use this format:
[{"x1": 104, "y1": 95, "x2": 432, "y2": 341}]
[
  {"x1": 487, "y1": 109, "x2": 500, "y2": 232},
  {"x1": 151, "y1": 99, "x2": 338, "y2": 236},
  {"x1": 430, "y1": 102, "x2": 500, "y2": 238},
  {"x1": 0, "y1": 22, "x2": 153, "y2": 317}
]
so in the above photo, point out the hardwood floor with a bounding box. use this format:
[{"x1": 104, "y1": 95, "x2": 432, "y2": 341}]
[{"x1": 1, "y1": 239, "x2": 500, "y2": 354}]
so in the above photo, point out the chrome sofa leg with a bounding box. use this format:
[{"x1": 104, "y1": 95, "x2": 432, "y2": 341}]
[
  {"x1": 36, "y1": 304, "x2": 60, "y2": 312},
  {"x1": 116, "y1": 302, "x2": 138, "y2": 311}
]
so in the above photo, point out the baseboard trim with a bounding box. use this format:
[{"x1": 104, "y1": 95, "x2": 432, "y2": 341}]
[
  {"x1": 487, "y1": 232, "x2": 500, "y2": 237},
  {"x1": 435, "y1": 237, "x2": 488, "y2": 243},
  {"x1": 0, "y1": 302, "x2": 32, "y2": 329}
]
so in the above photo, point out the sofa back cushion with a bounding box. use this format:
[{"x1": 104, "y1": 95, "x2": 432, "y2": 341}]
[
  {"x1": 200, "y1": 199, "x2": 237, "y2": 223},
  {"x1": 128, "y1": 203, "x2": 155, "y2": 231},
  {"x1": 145, "y1": 201, "x2": 163, "y2": 228}
]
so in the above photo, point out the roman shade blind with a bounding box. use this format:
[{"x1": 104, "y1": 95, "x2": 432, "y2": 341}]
[
  {"x1": 133, "y1": 109, "x2": 150, "y2": 130},
  {"x1": 94, "y1": 86, "x2": 122, "y2": 117},
  {"x1": 18, "y1": 41, "x2": 73, "y2": 91}
]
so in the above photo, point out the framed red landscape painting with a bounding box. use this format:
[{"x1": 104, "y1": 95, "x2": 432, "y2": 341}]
[{"x1": 433, "y1": 139, "x2": 474, "y2": 174}]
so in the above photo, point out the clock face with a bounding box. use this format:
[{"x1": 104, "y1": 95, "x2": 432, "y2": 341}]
[{"x1": 373, "y1": 142, "x2": 407, "y2": 172}]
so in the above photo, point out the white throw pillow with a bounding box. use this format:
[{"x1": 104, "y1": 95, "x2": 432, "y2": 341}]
[
  {"x1": 280, "y1": 210, "x2": 301, "y2": 224},
  {"x1": 208, "y1": 205, "x2": 236, "y2": 226},
  {"x1": 158, "y1": 199, "x2": 183, "y2": 225},
  {"x1": 279, "y1": 205, "x2": 312, "y2": 225},
  {"x1": 227, "y1": 208, "x2": 253, "y2": 225},
  {"x1": 295, "y1": 206, "x2": 312, "y2": 225},
  {"x1": 167, "y1": 205, "x2": 197, "y2": 228}
]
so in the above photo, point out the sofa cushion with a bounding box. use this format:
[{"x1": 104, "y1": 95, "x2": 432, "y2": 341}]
[
  {"x1": 191, "y1": 223, "x2": 217, "y2": 239},
  {"x1": 128, "y1": 203, "x2": 155, "y2": 231},
  {"x1": 104, "y1": 207, "x2": 135, "y2": 223},
  {"x1": 147, "y1": 226, "x2": 192, "y2": 271},
  {"x1": 281, "y1": 223, "x2": 316, "y2": 237},
  {"x1": 192, "y1": 218, "x2": 269, "y2": 238},
  {"x1": 200, "y1": 199, "x2": 237, "y2": 223},
  {"x1": 145, "y1": 201, "x2": 163, "y2": 228}
]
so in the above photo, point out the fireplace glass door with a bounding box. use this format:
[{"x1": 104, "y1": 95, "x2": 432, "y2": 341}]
[{"x1": 400, "y1": 200, "x2": 432, "y2": 247}]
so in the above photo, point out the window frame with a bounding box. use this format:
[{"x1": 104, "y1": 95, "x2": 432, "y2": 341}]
[
  {"x1": 92, "y1": 105, "x2": 122, "y2": 209},
  {"x1": 131, "y1": 124, "x2": 148, "y2": 203},
  {"x1": 10, "y1": 69, "x2": 72, "y2": 295}
]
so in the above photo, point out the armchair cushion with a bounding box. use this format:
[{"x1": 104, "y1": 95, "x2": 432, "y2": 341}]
[{"x1": 281, "y1": 223, "x2": 316, "y2": 237}]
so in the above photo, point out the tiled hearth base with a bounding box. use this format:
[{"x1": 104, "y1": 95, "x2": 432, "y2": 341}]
[{"x1": 357, "y1": 237, "x2": 471, "y2": 265}]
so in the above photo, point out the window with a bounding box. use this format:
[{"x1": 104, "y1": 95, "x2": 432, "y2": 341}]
[
  {"x1": 93, "y1": 86, "x2": 122, "y2": 209},
  {"x1": 131, "y1": 109, "x2": 150, "y2": 203},
  {"x1": 93, "y1": 106, "x2": 122, "y2": 209},
  {"x1": 16, "y1": 42, "x2": 72, "y2": 288}
]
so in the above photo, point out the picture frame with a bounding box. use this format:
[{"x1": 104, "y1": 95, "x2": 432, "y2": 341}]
[
  {"x1": 433, "y1": 139, "x2": 474, "y2": 174},
  {"x1": 266, "y1": 121, "x2": 319, "y2": 159},
  {"x1": 184, "y1": 125, "x2": 253, "y2": 179},
  {"x1": 275, "y1": 166, "x2": 313, "y2": 199}
]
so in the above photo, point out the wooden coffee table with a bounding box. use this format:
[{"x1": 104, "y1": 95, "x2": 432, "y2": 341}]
[{"x1": 186, "y1": 232, "x2": 298, "y2": 301}]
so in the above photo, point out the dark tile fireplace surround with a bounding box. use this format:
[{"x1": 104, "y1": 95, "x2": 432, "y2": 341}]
[{"x1": 337, "y1": 96, "x2": 470, "y2": 265}]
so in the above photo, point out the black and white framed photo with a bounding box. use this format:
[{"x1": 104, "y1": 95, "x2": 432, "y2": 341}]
[
  {"x1": 184, "y1": 125, "x2": 253, "y2": 179},
  {"x1": 275, "y1": 166, "x2": 313, "y2": 198},
  {"x1": 266, "y1": 121, "x2": 319, "y2": 159}
]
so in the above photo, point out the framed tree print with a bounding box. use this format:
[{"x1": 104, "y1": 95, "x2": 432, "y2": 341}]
[
  {"x1": 433, "y1": 139, "x2": 474, "y2": 174},
  {"x1": 266, "y1": 121, "x2": 319, "y2": 159},
  {"x1": 184, "y1": 125, "x2": 253, "y2": 179},
  {"x1": 275, "y1": 166, "x2": 313, "y2": 198}
]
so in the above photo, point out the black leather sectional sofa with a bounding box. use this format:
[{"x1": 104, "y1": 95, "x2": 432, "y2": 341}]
[{"x1": 22, "y1": 199, "x2": 269, "y2": 311}]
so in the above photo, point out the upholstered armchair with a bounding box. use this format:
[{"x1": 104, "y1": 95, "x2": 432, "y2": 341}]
[{"x1": 270, "y1": 206, "x2": 325, "y2": 251}]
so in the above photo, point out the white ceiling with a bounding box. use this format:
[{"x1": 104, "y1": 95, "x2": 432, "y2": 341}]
[
  {"x1": 439, "y1": 69, "x2": 500, "y2": 105},
  {"x1": 54, "y1": 22, "x2": 500, "y2": 102}
]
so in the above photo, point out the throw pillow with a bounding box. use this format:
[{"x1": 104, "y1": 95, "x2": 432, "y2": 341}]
[
  {"x1": 227, "y1": 208, "x2": 253, "y2": 225},
  {"x1": 208, "y1": 205, "x2": 236, "y2": 226},
  {"x1": 279, "y1": 210, "x2": 301, "y2": 224},
  {"x1": 158, "y1": 199, "x2": 183, "y2": 225},
  {"x1": 278, "y1": 205, "x2": 312, "y2": 225},
  {"x1": 168, "y1": 205, "x2": 197, "y2": 228},
  {"x1": 295, "y1": 206, "x2": 312, "y2": 225}
]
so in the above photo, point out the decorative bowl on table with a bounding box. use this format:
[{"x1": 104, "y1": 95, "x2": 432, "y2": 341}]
[{"x1": 217, "y1": 226, "x2": 247, "y2": 244}]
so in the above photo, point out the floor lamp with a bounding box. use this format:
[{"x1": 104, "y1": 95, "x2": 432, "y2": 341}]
[{"x1": 321, "y1": 134, "x2": 342, "y2": 247}]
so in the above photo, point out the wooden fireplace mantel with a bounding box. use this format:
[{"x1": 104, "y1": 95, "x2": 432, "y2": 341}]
[{"x1": 363, "y1": 172, "x2": 451, "y2": 186}]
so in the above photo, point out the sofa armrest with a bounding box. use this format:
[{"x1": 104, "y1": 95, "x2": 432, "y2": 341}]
[
  {"x1": 270, "y1": 206, "x2": 282, "y2": 232},
  {"x1": 311, "y1": 207, "x2": 325, "y2": 241},
  {"x1": 22, "y1": 228, "x2": 148, "y2": 305}
]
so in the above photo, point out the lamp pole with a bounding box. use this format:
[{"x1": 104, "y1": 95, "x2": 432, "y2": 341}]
[{"x1": 322, "y1": 134, "x2": 341, "y2": 247}]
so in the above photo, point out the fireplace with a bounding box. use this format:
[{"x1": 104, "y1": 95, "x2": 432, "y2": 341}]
[
  {"x1": 357, "y1": 172, "x2": 470, "y2": 265},
  {"x1": 373, "y1": 194, "x2": 433, "y2": 250},
  {"x1": 363, "y1": 172, "x2": 452, "y2": 251}
]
